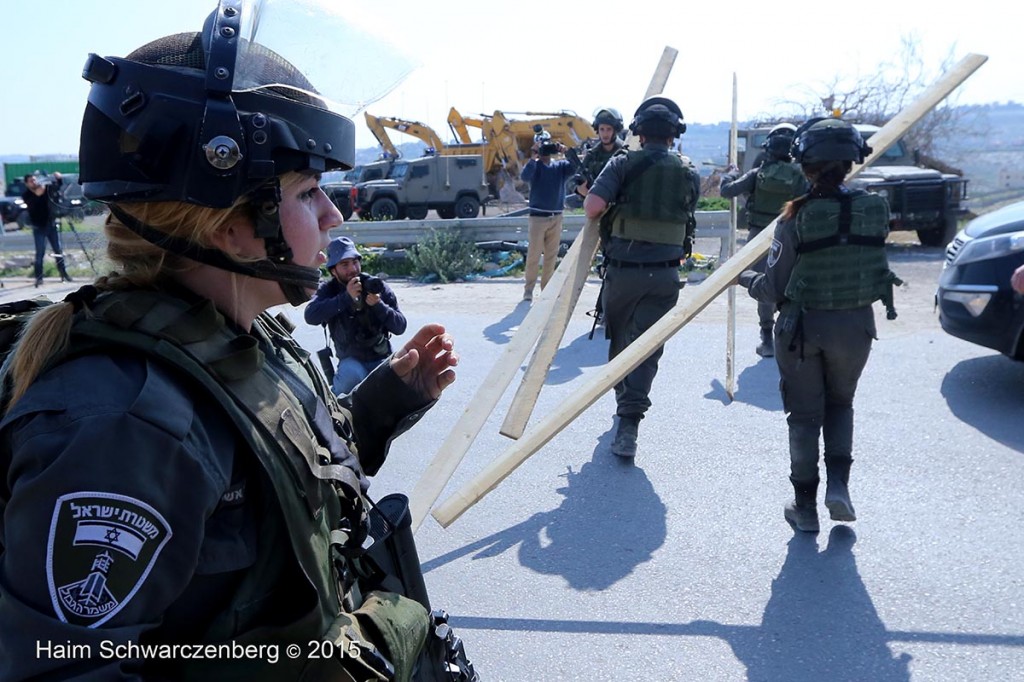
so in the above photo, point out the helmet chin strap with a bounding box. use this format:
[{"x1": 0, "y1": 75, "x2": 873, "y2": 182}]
[{"x1": 107, "y1": 204, "x2": 320, "y2": 306}]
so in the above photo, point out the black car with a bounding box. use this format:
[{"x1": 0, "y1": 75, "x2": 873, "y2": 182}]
[
  {"x1": 0, "y1": 196, "x2": 27, "y2": 228},
  {"x1": 937, "y1": 200, "x2": 1024, "y2": 359}
]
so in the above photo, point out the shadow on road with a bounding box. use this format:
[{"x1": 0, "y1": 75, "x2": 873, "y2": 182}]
[
  {"x1": 712, "y1": 527, "x2": 910, "y2": 681},
  {"x1": 941, "y1": 354, "x2": 1024, "y2": 453},
  {"x1": 451, "y1": 525, "x2": 1024, "y2": 673},
  {"x1": 705, "y1": 355, "x2": 783, "y2": 411},
  {"x1": 545, "y1": 331, "x2": 610, "y2": 386},
  {"x1": 482, "y1": 300, "x2": 530, "y2": 345},
  {"x1": 422, "y1": 421, "x2": 667, "y2": 591}
]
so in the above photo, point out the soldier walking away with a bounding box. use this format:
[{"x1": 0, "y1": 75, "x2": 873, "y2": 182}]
[
  {"x1": 738, "y1": 117, "x2": 901, "y2": 533},
  {"x1": 583, "y1": 96, "x2": 700, "y2": 459},
  {"x1": 21, "y1": 173, "x2": 73, "y2": 286},
  {"x1": 720, "y1": 123, "x2": 808, "y2": 357},
  {"x1": 0, "y1": 2, "x2": 476, "y2": 680}
]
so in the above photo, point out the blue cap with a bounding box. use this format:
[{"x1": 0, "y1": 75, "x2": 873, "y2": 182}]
[{"x1": 326, "y1": 236, "x2": 360, "y2": 269}]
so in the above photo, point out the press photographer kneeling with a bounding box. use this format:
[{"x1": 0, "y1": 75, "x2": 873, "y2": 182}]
[{"x1": 306, "y1": 236, "x2": 408, "y2": 395}]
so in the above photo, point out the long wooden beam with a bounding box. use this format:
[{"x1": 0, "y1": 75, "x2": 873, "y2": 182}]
[
  {"x1": 407, "y1": 229, "x2": 588, "y2": 531},
  {"x1": 431, "y1": 53, "x2": 988, "y2": 528},
  {"x1": 726, "y1": 73, "x2": 738, "y2": 401},
  {"x1": 499, "y1": 220, "x2": 599, "y2": 438}
]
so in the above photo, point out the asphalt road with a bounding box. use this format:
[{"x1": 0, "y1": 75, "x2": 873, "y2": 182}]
[
  {"x1": 309, "y1": 246, "x2": 1022, "y2": 682},
  {"x1": 6, "y1": 244, "x2": 1022, "y2": 681}
]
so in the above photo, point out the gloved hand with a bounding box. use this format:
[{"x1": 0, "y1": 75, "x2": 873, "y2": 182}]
[
  {"x1": 737, "y1": 270, "x2": 759, "y2": 289},
  {"x1": 683, "y1": 235, "x2": 694, "y2": 258}
]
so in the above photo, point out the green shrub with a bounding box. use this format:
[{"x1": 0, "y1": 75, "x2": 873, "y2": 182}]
[
  {"x1": 697, "y1": 197, "x2": 731, "y2": 211},
  {"x1": 407, "y1": 229, "x2": 483, "y2": 283},
  {"x1": 360, "y1": 249, "x2": 415, "y2": 278}
]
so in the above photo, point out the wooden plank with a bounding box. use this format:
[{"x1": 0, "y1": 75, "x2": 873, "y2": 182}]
[
  {"x1": 623, "y1": 46, "x2": 679, "y2": 151},
  {"x1": 726, "y1": 73, "x2": 738, "y2": 402},
  {"x1": 430, "y1": 52, "x2": 988, "y2": 528},
  {"x1": 407, "y1": 228, "x2": 588, "y2": 531},
  {"x1": 499, "y1": 220, "x2": 600, "y2": 439}
]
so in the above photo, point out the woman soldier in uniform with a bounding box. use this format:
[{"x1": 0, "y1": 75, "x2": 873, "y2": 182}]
[
  {"x1": 738, "y1": 118, "x2": 900, "y2": 533},
  {"x1": 0, "y1": 2, "x2": 459, "y2": 680}
]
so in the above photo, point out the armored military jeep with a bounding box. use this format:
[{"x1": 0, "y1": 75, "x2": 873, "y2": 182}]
[
  {"x1": 738, "y1": 123, "x2": 968, "y2": 247},
  {"x1": 351, "y1": 155, "x2": 490, "y2": 221}
]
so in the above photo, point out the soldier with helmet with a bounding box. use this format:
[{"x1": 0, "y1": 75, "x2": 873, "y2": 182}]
[
  {"x1": 720, "y1": 123, "x2": 809, "y2": 357},
  {"x1": 738, "y1": 117, "x2": 901, "y2": 533},
  {"x1": 576, "y1": 107, "x2": 626, "y2": 197},
  {"x1": 583, "y1": 96, "x2": 700, "y2": 459},
  {"x1": 0, "y1": 2, "x2": 469, "y2": 680}
]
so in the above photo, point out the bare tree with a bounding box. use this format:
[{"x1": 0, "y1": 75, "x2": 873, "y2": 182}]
[{"x1": 770, "y1": 35, "x2": 966, "y2": 160}]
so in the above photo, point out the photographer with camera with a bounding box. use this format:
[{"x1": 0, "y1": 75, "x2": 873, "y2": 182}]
[
  {"x1": 305, "y1": 236, "x2": 408, "y2": 395},
  {"x1": 520, "y1": 128, "x2": 576, "y2": 302},
  {"x1": 20, "y1": 173, "x2": 73, "y2": 287}
]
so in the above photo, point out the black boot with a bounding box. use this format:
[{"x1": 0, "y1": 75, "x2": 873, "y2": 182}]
[
  {"x1": 611, "y1": 416, "x2": 640, "y2": 458},
  {"x1": 784, "y1": 478, "x2": 819, "y2": 533},
  {"x1": 825, "y1": 458, "x2": 856, "y2": 522},
  {"x1": 756, "y1": 328, "x2": 774, "y2": 357}
]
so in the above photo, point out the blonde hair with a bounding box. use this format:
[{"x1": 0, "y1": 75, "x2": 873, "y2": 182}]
[{"x1": 4, "y1": 172, "x2": 308, "y2": 412}]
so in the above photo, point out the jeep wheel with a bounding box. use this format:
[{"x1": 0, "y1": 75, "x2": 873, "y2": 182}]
[
  {"x1": 454, "y1": 195, "x2": 480, "y2": 219},
  {"x1": 436, "y1": 206, "x2": 455, "y2": 220},
  {"x1": 370, "y1": 197, "x2": 399, "y2": 221},
  {"x1": 917, "y1": 215, "x2": 959, "y2": 248},
  {"x1": 406, "y1": 205, "x2": 428, "y2": 220}
]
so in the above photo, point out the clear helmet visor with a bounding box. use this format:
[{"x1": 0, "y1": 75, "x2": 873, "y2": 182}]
[{"x1": 229, "y1": 0, "x2": 417, "y2": 117}]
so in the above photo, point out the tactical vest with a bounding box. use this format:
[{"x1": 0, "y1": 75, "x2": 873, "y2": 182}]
[
  {"x1": 58, "y1": 290, "x2": 411, "y2": 681},
  {"x1": 784, "y1": 192, "x2": 901, "y2": 315},
  {"x1": 748, "y1": 160, "x2": 806, "y2": 229},
  {"x1": 605, "y1": 149, "x2": 696, "y2": 246},
  {"x1": 583, "y1": 139, "x2": 622, "y2": 182}
]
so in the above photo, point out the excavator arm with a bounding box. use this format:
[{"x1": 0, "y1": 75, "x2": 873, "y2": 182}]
[{"x1": 364, "y1": 113, "x2": 447, "y2": 157}]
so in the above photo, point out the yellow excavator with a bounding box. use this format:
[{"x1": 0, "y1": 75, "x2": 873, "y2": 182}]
[{"x1": 364, "y1": 109, "x2": 596, "y2": 200}]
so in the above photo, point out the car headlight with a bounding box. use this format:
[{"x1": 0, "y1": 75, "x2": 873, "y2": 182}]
[
  {"x1": 951, "y1": 229, "x2": 1024, "y2": 266},
  {"x1": 873, "y1": 188, "x2": 889, "y2": 199}
]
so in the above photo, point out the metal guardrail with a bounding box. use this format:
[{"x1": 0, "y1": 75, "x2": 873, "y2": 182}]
[
  {"x1": 1, "y1": 212, "x2": 735, "y2": 259},
  {"x1": 332, "y1": 211, "x2": 733, "y2": 259}
]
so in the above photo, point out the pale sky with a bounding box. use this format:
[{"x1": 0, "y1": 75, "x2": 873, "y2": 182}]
[{"x1": 2, "y1": 0, "x2": 1019, "y2": 157}]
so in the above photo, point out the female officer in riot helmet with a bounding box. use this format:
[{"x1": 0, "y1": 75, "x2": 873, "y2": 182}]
[
  {"x1": 0, "y1": 2, "x2": 459, "y2": 680},
  {"x1": 738, "y1": 117, "x2": 900, "y2": 533}
]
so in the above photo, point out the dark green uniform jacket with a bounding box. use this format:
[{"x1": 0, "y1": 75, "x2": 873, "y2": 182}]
[{"x1": 0, "y1": 288, "x2": 431, "y2": 681}]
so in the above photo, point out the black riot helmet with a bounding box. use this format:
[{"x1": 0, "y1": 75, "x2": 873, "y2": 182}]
[
  {"x1": 78, "y1": 0, "x2": 413, "y2": 304},
  {"x1": 791, "y1": 117, "x2": 872, "y2": 164},
  {"x1": 592, "y1": 107, "x2": 624, "y2": 133},
  {"x1": 762, "y1": 122, "x2": 797, "y2": 160},
  {"x1": 628, "y1": 96, "x2": 686, "y2": 139}
]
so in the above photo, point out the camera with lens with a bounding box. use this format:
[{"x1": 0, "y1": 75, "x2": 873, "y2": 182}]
[
  {"x1": 533, "y1": 125, "x2": 559, "y2": 156},
  {"x1": 359, "y1": 272, "x2": 385, "y2": 296}
]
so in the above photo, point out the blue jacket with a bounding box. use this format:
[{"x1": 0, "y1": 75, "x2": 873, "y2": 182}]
[
  {"x1": 521, "y1": 158, "x2": 575, "y2": 214},
  {"x1": 304, "y1": 277, "x2": 407, "y2": 362}
]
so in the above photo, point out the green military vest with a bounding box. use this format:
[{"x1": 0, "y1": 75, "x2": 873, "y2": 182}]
[
  {"x1": 784, "y1": 192, "x2": 901, "y2": 313},
  {"x1": 61, "y1": 290, "x2": 419, "y2": 681},
  {"x1": 605, "y1": 148, "x2": 697, "y2": 246},
  {"x1": 583, "y1": 139, "x2": 623, "y2": 182},
  {"x1": 749, "y1": 160, "x2": 807, "y2": 229}
]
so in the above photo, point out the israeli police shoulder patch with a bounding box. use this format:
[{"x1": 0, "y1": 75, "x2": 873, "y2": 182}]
[
  {"x1": 46, "y1": 492, "x2": 172, "y2": 628},
  {"x1": 767, "y1": 238, "x2": 783, "y2": 268}
]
